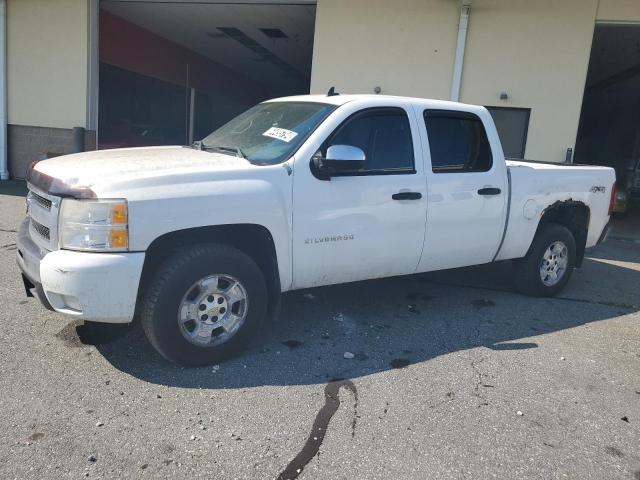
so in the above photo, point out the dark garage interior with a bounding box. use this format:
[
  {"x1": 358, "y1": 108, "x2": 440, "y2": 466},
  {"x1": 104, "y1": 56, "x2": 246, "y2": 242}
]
[
  {"x1": 576, "y1": 22, "x2": 640, "y2": 229},
  {"x1": 98, "y1": 0, "x2": 316, "y2": 150}
]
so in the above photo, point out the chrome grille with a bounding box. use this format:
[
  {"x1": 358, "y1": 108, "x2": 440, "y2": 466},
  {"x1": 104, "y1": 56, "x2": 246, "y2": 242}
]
[
  {"x1": 30, "y1": 218, "x2": 50, "y2": 240},
  {"x1": 26, "y1": 184, "x2": 60, "y2": 251},
  {"x1": 30, "y1": 191, "x2": 52, "y2": 211}
]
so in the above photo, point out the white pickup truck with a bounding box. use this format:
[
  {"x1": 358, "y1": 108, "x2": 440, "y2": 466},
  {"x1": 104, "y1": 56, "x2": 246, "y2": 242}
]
[{"x1": 17, "y1": 94, "x2": 615, "y2": 366}]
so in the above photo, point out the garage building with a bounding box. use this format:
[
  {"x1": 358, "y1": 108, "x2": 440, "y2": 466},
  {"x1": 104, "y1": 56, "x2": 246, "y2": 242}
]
[{"x1": 1, "y1": 0, "x2": 640, "y2": 203}]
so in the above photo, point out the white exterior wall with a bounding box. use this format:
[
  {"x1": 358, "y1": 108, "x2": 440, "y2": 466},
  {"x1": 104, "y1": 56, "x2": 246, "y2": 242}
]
[
  {"x1": 459, "y1": 0, "x2": 599, "y2": 163},
  {"x1": 7, "y1": 0, "x2": 89, "y2": 129},
  {"x1": 311, "y1": 0, "x2": 460, "y2": 100},
  {"x1": 597, "y1": 0, "x2": 640, "y2": 22},
  {"x1": 312, "y1": 0, "x2": 640, "y2": 163}
]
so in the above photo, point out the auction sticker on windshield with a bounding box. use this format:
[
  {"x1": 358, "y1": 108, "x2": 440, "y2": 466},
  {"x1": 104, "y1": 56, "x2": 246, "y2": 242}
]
[{"x1": 263, "y1": 127, "x2": 298, "y2": 143}]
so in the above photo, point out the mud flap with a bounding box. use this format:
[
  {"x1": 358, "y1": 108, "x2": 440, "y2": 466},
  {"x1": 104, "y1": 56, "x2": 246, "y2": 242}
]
[{"x1": 21, "y1": 274, "x2": 35, "y2": 298}]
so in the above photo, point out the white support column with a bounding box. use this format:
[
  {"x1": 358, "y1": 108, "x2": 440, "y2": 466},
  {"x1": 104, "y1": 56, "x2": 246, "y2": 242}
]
[
  {"x1": 87, "y1": 0, "x2": 99, "y2": 144},
  {"x1": 0, "y1": 0, "x2": 8, "y2": 180},
  {"x1": 450, "y1": 0, "x2": 471, "y2": 103}
]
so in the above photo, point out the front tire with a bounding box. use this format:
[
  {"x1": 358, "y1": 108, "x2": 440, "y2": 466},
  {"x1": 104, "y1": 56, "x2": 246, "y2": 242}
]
[
  {"x1": 513, "y1": 223, "x2": 576, "y2": 297},
  {"x1": 140, "y1": 244, "x2": 268, "y2": 366}
]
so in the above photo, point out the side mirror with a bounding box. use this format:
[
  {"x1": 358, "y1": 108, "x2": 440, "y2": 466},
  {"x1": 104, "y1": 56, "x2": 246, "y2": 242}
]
[
  {"x1": 313, "y1": 145, "x2": 366, "y2": 180},
  {"x1": 324, "y1": 145, "x2": 366, "y2": 171}
]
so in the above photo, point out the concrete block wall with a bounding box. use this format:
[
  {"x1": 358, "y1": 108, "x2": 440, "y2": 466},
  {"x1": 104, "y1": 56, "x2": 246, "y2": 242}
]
[{"x1": 8, "y1": 126, "x2": 96, "y2": 179}]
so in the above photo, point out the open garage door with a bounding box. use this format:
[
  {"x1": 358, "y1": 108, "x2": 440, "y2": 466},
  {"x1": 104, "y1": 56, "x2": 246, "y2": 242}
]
[
  {"x1": 575, "y1": 23, "x2": 640, "y2": 236},
  {"x1": 97, "y1": 0, "x2": 316, "y2": 149}
]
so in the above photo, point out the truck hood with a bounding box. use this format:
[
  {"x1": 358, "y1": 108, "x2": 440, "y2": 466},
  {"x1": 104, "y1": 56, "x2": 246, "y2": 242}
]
[{"x1": 30, "y1": 146, "x2": 253, "y2": 196}]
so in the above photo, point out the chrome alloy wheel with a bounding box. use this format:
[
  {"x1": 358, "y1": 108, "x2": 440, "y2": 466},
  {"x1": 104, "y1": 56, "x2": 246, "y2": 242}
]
[
  {"x1": 177, "y1": 274, "x2": 249, "y2": 347},
  {"x1": 539, "y1": 241, "x2": 569, "y2": 287}
]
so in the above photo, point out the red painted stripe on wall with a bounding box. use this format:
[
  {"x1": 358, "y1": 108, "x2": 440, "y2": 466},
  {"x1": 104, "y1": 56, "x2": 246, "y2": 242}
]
[{"x1": 99, "y1": 9, "x2": 265, "y2": 102}]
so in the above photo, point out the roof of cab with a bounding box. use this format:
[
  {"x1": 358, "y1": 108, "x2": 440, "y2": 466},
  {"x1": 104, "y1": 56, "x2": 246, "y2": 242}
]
[{"x1": 265, "y1": 93, "x2": 480, "y2": 112}]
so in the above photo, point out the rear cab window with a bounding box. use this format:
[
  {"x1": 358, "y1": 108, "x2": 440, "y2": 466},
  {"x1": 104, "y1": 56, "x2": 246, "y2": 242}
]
[{"x1": 423, "y1": 110, "x2": 493, "y2": 173}]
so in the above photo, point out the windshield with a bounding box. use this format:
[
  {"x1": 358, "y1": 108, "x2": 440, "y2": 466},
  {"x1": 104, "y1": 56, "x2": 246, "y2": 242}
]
[{"x1": 201, "y1": 101, "x2": 336, "y2": 165}]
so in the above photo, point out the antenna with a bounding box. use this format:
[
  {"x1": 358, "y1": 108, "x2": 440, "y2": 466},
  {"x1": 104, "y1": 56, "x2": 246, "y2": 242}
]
[{"x1": 327, "y1": 86, "x2": 339, "y2": 97}]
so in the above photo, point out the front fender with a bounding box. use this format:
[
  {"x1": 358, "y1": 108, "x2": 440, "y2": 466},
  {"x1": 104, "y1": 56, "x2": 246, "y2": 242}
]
[{"x1": 125, "y1": 176, "x2": 292, "y2": 290}]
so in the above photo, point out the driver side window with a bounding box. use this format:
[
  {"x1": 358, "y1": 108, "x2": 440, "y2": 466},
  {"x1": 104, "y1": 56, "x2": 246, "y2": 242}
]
[{"x1": 324, "y1": 108, "x2": 415, "y2": 175}]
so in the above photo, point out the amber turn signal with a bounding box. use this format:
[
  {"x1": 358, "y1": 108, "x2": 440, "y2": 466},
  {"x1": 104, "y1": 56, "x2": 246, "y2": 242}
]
[
  {"x1": 110, "y1": 228, "x2": 128, "y2": 249},
  {"x1": 111, "y1": 203, "x2": 128, "y2": 224}
]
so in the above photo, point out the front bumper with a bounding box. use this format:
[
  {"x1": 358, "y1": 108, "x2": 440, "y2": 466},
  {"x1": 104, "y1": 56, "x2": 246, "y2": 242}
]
[
  {"x1": 16, "y1": 219, "x2": 54, "y2": 309},
  {"x1": 16, "y1": 218, "x2": 145, "y2": 324}
]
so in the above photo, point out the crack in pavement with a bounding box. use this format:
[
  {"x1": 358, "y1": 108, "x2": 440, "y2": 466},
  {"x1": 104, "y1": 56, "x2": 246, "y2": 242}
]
[
  {"x1": 277, "y1": 379, "x2": 358, "y2": 480},
  {"x1": 469, "y1": 307, "x2": 491, "y2": 408},
  {"x1": 470, "y1": 355, "x2": 490, "y2": 408}
]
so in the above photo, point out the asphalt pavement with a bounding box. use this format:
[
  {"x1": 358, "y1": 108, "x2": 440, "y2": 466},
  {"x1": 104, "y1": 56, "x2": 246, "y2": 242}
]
[{"x1": 0, "y1": 181, "x2": 639, "y2": 479}]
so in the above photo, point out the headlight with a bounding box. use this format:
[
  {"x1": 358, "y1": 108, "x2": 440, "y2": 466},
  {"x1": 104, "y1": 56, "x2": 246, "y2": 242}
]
[{"x1": 59, "y1": 199, "x2": 129, "y2": 251}]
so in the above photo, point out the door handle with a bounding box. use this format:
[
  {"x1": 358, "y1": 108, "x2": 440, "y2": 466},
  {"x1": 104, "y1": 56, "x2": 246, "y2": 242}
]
[
  {"x1": 477, "y1": 187, "x2": 501, "y2": 196},
  {"x1": 392, "y1": 192, "x2": 422, "y2": 200}
]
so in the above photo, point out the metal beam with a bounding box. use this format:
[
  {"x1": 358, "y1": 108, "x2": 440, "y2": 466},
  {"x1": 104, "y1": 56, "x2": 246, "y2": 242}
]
[{"x1": 0, "y1": 0, "x2": 7, "y2": 180}]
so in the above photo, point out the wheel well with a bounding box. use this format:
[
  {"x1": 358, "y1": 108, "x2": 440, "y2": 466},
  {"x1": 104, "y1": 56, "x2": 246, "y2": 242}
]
[
  {"x1": 537, "y1": 201, "x2": 590, "y2": 267},
  {"x1": 138, "y1": 224, "x2": 281, "y2": 320}
]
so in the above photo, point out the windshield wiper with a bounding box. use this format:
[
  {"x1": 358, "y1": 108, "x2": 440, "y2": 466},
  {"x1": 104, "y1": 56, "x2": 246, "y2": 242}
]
[{"x1": 202, "y1": 144, "x2": 247, "y2": 159}]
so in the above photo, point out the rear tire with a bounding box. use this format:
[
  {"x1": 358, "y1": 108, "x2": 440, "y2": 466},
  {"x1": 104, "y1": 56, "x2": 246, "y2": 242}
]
[
  {"x1": 513, "y1": 223, "x2": 576, "y2": 297},
  {"x1": 140, "y1": 244, "x2": 268, "y2": 366}
]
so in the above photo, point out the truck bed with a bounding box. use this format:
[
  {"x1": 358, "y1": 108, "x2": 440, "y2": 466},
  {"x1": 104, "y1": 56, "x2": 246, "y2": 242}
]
[
  {"x1": 506, "y1": 158, "x2": 612, "y2": 171},
  {"x1": 496, "y1": 158, "x2": 615, "y2": 262}
]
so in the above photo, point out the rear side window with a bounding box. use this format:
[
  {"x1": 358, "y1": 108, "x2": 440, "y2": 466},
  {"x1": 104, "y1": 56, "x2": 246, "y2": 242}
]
[
  {"x1": 423, "y1": 110, "x2": 493, "y2": 173},
  {"x1": 326, "y1": 108, "x2": 414, "y2": 174}
]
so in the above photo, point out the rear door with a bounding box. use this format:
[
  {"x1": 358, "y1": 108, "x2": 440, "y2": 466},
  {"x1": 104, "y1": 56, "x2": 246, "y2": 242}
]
[
  {"x1": 416, "y1": 108, "x2": 508, "y2": 272},
  {"x1": 292, "y1": 102, "x2": 428, "y2": 288}
]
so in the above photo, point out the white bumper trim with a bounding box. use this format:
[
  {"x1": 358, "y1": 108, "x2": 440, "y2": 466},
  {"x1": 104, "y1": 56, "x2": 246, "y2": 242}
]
[{"x1": 40, "y1": 250, "x2": 145, "y2": 324}]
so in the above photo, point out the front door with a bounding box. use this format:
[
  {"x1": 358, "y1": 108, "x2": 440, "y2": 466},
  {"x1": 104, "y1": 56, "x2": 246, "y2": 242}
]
[{"x1": 292, "y1": 103, "x2": 428, "y2": 289}]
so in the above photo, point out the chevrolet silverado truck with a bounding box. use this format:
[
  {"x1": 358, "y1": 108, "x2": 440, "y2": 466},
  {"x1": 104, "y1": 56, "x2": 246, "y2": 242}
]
[{"x1": 17, "y1": 94, "x2": 615, "y2": 366}]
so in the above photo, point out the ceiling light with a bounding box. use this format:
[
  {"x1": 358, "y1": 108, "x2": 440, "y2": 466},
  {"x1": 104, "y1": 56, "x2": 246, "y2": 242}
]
[{"x1": 260, "y1": 28, "x2": 288, "y2": 39}]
